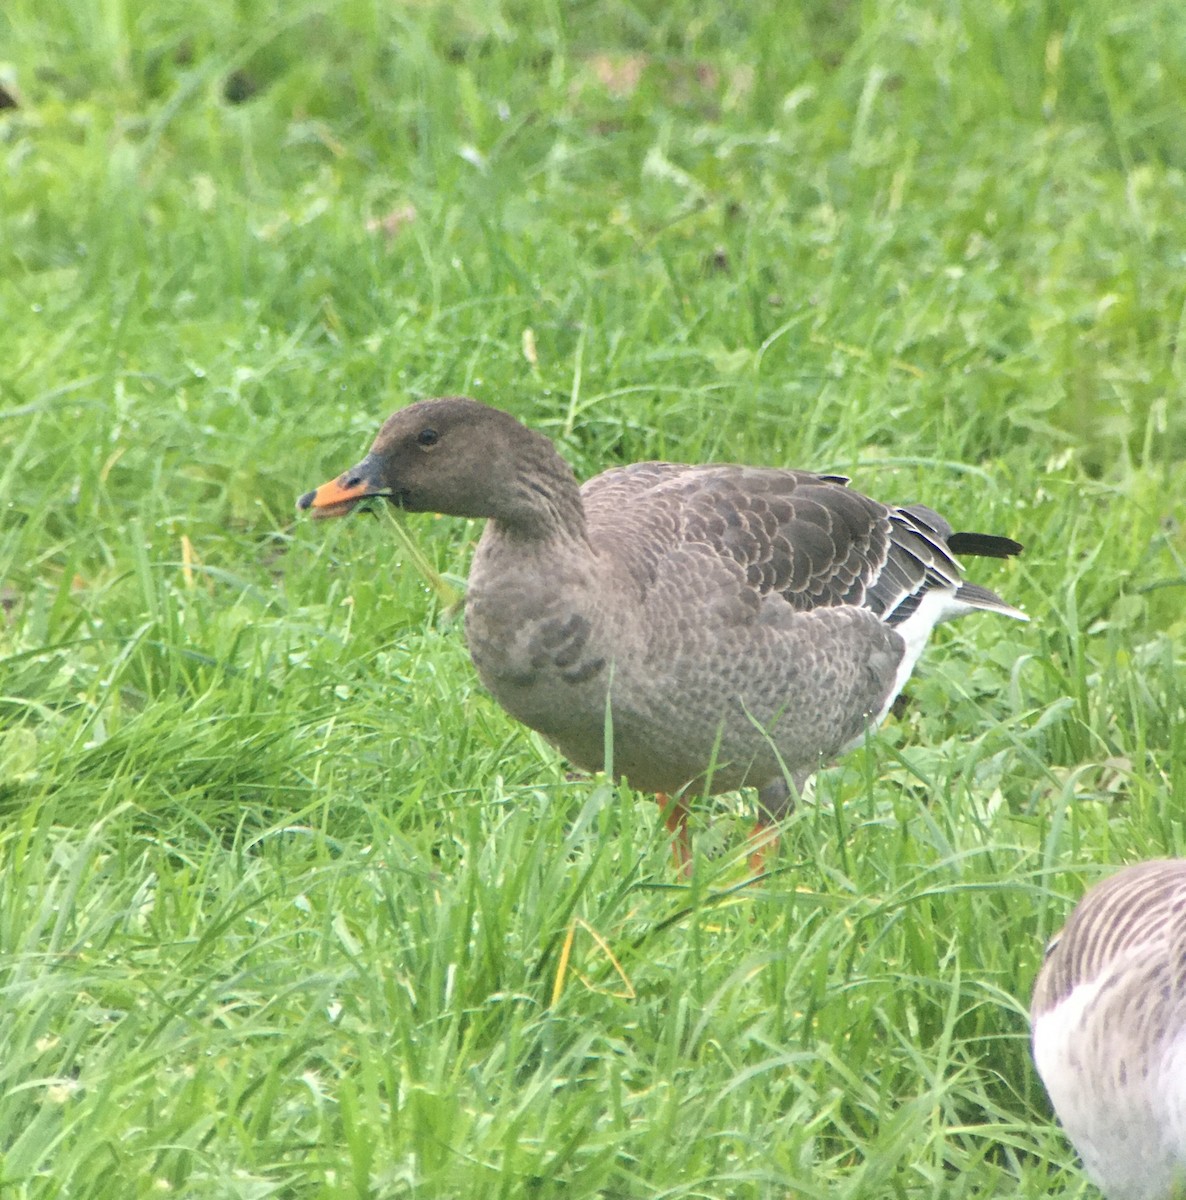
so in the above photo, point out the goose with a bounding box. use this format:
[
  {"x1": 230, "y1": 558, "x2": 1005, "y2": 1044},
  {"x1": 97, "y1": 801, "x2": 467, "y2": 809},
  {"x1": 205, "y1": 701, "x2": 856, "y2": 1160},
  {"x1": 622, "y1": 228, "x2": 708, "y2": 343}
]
[
  {"x1": 1032, "y1": 859, "x2": 1186, "y2": 1199},
  {"x1": 298, "y1": 396, "x2": 1025, "y2": 872}
]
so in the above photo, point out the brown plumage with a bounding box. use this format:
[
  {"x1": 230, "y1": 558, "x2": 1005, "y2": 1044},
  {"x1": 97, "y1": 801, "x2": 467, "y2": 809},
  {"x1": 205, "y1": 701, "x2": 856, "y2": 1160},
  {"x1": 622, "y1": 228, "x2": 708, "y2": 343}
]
[{"x1": 298, "y1": 397, "x2": 1026, "y2": 872}]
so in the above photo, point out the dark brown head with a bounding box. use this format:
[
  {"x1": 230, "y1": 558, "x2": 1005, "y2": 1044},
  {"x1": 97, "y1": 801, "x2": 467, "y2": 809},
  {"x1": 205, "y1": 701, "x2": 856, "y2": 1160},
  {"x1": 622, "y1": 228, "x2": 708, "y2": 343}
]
[{"x1": 297, "y1": 396, "x2": 581, "y2": 533}]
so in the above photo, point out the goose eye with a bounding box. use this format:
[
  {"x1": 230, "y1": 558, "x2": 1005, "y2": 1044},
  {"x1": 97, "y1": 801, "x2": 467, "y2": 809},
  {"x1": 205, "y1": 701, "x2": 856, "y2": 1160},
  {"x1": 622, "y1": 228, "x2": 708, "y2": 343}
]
[{"x1": 417, "y1": 428, "x2": 439, "y2": 447}]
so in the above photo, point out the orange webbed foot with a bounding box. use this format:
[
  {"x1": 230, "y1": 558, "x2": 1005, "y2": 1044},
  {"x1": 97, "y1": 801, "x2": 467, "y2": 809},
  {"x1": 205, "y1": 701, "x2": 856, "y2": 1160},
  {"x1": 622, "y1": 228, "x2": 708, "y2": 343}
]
[
  {"x1": 656, "y1": 792, "x2": 693, "y2": 878},
  {"x1": 746, "y1": 818, "x2": 780, "y2": 876}
]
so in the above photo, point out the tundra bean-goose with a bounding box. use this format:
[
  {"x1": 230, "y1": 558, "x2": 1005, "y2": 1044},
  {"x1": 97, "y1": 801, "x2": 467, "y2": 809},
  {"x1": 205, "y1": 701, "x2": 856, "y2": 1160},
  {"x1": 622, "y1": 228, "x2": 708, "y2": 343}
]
[
  {"x1": 298, "y1": 396, "x2": 1025, "y2": 873},
  {"x1": 1032, "y1": 859, "x2": 1186, "y2": 1200}
]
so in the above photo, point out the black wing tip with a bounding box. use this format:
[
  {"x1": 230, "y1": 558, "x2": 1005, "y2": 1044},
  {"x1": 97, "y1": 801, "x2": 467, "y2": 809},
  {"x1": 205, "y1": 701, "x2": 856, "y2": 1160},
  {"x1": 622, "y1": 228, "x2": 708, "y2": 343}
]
[{"x1": 947, "y1": 531, "x2": 1024, "y2": 559}]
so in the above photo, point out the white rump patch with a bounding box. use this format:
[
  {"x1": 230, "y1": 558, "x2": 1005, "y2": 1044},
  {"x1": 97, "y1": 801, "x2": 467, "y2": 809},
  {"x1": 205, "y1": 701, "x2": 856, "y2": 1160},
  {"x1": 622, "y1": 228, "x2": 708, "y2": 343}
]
[{"x1": 873, "y1": 587, "x2": 975, "y2": 724}]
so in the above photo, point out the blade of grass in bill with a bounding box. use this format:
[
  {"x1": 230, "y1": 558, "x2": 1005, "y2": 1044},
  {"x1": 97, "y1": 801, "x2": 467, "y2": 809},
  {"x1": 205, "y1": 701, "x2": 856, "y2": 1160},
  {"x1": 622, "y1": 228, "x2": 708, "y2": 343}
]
[{"x1": 380, "y1": 506, "x2": 464, "y2": 615}]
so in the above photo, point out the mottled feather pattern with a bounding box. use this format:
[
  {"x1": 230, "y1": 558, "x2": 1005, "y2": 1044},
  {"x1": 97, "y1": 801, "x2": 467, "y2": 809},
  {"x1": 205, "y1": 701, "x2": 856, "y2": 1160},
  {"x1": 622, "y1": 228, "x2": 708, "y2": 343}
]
[
  {"x1": 582, "y1": 462, "x2": 1015, "y2": 628},
  {"x1": 1033, "y1": 860, "x2": 1186, "y2": 1016},
  {"x1": 1031, "y1": 861, "x2": 1186, "y2": 1200},
  {"x1": 472, "y1": 453, "x2": 1023, "y2": 804}
]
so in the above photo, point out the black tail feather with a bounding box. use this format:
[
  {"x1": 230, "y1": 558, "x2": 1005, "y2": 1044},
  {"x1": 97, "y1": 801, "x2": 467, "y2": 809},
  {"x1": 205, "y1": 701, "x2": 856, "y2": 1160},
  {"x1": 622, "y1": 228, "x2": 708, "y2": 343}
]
[{"x1": 947, "y1": 531, "x2": 1024, "y2": 559}]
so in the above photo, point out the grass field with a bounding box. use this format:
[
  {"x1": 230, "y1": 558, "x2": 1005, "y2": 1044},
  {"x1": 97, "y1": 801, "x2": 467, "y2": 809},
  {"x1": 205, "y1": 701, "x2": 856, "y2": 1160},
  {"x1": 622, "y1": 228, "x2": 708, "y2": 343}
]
[{"x1": 3, "y1": 0, "x2": 1186, "y2": 1195}]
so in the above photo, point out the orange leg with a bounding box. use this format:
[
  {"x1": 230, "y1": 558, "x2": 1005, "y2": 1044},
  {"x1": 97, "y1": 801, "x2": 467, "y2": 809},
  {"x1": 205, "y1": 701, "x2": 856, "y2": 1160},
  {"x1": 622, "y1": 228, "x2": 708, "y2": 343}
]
[
  {"x1": 656, "y1": 792, "x2": 693, "y2": 877},
  {"x1": 746, "y1": 817, "x2": 780, "y2": 876}
]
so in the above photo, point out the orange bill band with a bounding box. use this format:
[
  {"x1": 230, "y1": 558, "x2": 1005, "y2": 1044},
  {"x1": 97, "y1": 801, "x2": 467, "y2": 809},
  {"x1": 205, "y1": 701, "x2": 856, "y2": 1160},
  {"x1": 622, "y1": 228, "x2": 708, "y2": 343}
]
[{"x1": 296, "y1": 476, "x2": 375, "y2": 519}]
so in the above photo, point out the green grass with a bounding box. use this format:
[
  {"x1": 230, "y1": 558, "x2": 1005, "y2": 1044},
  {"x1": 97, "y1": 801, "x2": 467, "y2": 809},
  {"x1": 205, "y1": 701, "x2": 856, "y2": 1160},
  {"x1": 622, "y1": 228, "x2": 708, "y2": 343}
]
[{"x1": 2, "y1": 0, "x2": 1185, "y2": 1195}]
